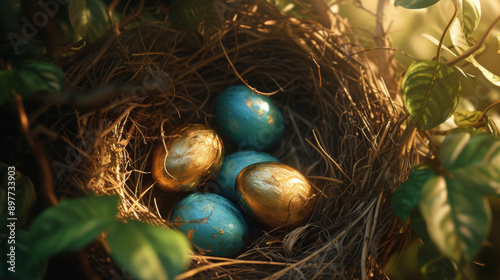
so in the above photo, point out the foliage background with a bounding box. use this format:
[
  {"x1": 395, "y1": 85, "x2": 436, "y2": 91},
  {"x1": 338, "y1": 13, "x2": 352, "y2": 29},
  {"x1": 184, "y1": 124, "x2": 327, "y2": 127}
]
[
  {"x1": 339, "y1": 0, "x2": 500, "y2": 117},
  {"x1": 337, "y1": 2, "x2": 500, "y2": 279}
]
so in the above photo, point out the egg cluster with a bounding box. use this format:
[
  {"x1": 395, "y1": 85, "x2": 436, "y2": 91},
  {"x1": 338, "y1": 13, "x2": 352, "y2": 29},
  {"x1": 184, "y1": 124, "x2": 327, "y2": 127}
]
[{"x1": 152, "y1": 85, "x2": 317, "y2": 257}]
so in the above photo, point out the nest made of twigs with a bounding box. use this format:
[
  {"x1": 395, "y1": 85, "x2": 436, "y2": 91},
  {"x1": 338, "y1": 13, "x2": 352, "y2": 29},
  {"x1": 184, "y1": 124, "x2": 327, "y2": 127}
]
[{"x1": 49, "y1": 1, "x2": 418, "y2": 279}]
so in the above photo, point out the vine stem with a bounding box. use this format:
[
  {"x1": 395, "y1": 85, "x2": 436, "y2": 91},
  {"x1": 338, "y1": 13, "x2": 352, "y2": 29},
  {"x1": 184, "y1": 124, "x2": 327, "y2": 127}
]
[
  {"x1": 445, "y1": 15, "x2": 500, "y2": 66},
  {"x1": 478, "y1": 100, "x2": 500, "y2": 122},
  {"x1": 436, "y1": 0, "x2": 459, "y2": 62}
]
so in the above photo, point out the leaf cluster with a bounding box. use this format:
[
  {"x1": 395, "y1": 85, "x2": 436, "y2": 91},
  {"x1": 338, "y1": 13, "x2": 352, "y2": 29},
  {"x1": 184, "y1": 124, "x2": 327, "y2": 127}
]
[
  {"x1": 393, "y1": 0, "x2": 500, "y2": 278},
  {"x1": 0, "y1": 185, "x2": 191, "y2": 280}
]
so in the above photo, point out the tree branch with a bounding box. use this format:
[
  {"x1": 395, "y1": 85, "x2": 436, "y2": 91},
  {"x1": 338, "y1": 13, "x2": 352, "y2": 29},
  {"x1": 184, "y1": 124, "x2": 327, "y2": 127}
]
[{"x1": 375, "y1": 0, "x2": 397, "y2": 96}]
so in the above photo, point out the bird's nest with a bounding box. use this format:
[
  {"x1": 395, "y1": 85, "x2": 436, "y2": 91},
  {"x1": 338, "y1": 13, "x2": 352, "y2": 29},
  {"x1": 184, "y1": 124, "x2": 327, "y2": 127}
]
[{"x1": 49, "y1": 1, "x2": 418, "y2": 279}]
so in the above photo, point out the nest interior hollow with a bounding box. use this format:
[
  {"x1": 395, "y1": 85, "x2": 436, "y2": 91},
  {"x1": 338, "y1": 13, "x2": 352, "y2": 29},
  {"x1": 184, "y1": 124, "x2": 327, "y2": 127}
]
[{"x1": 52, "y1": 1, "x2": 418, "y2": 279}]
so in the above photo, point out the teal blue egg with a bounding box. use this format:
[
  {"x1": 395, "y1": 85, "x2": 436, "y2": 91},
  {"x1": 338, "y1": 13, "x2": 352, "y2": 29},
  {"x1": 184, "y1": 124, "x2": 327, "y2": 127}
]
[
  {"x1": 216, "y1": 151, "x2": 279, "y2": 203},
  {"x1": 215, "y1": 85, "x2": 284, "y2": 150},
  {"x1": 171, "y1": 193, "x2": 249, "y2": 257}
]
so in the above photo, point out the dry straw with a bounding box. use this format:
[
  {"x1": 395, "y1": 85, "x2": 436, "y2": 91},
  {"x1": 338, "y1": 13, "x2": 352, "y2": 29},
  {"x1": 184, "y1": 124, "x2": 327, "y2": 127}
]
[{"x1": 51, "y1": 1, "x2": 419, "y2": 279}]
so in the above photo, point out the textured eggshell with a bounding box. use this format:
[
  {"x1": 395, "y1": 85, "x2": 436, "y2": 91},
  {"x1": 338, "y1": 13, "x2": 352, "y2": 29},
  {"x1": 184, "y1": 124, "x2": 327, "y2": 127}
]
[
  {"x1": 171, "y1": 193, "x2": 249, "y2": 257},
  {"x1": 152, "y1": 124, "x2": 224, "y2": 192},
  {"x1": 216, "y1": 151, "x2": 279, "y2": 203},
  {"x1": 214, "y1": 85, "x2": 284, "y2": 150},
  {"x1": 235, "y1": 162, "x2": 316, "y2": 229}
]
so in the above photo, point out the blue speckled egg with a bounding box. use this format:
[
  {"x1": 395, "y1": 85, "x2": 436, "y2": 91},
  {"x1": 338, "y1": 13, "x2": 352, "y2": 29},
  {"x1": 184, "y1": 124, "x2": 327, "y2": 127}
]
[
  {"x1": 171, "y1": 192, "x2": 249, "y2": 257},
  {"x1": 215, "y1": 85, "x2": 284, "y2": 150},
  {"x1": 216, "y1": 151, "x2": 279, "y2": 203}
]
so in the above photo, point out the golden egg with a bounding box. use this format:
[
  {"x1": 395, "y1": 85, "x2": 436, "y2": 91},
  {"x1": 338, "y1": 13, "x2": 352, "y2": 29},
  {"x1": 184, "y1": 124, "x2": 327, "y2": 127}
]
[
  {"x1": 235, "y1": 162, "x2": 316, "y2": 229},
  {"x1": 152, "y1": 124, "x2": 224, "y2": 192}
]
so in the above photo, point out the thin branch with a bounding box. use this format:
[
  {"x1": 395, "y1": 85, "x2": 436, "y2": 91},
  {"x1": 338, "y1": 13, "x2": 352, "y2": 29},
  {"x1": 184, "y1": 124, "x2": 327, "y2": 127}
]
[
  {"x1": 16, "y1": 94, "x2": 58, "y2": 206},
  {"x1": 50, "y1": 40, "x2": 85, "y2": 60},
  {"x1": 108, "y1": 0, "x2": 120, "y2": 16},
  {"x1": 436, "y1": 0, "x2": 458, "y2": 62},
  {"x1": 350, "y1": 46, "x2": 417, "y2": 60},
  {"x1": 478, "y1": 100, "x2": 500, "y2": 122},
  {"x1": 445, "y1": 15, "x2": 500, "y2": 66}
]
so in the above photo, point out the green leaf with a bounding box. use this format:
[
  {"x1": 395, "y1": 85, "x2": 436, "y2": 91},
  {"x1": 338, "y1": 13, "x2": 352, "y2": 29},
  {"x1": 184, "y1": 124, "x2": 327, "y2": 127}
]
[
  {"x1": 419, "y1": 175, "x2": 491, "y2": 264},
  {"x1": 418, "y1": 243, "x2": 458, "y2": 280},
  {"x1": 13, "y1": 61, "x2": 65, "y2": 98},
  {"x1": 440, "y1": 132, "x2": 500, "y2": 196},
  {"x1": 467, "y1": 56, "x2": 500, "y2": 86},
  {"x1": 485, "y1": 115, "x2": 499, "y2": 136},
  {"x1": 0, "y1": 163, "x2": 36, "y2": 229},
  {"x1": 452, "y1": 110, "x2": 498, "y2": 135},
  {"x1": 450, "y1": 17, "x2": 470, "y2": 53},
  {"x1": 419, "y1": 34, "x2": 478, "y2": 86},
  {"x1": 439, "y1": 131, "x2": 474, "y2": 169},
  {"x1": 410, "y1": 208, "x2": 432, "y2": 244},
  {"x1": 0, "y1": 70, "x2": 15, "y2": 105},
  {"x1": 392, "y1": 165, "x2": 435, "y2": 221},
  {"x1": 454, "y1": 0, "x2": 481, "y2": 39},
  {"x1": 69, "y1": 0, "x2": 111, "y2": 43},
  {"x1": 450, "y1": 14, "x2": 500, "y2": 87},
  {"x1": 402, "y1": 60, "x2": 462, "y2": 130},
  {"x1": 29, "y1": 195, "x2": 120, "y2": 262},
  {"x1": 453, "y1": 110, "x2": 482, "y2": 127},
  {"x1": 394, "y1": 0, "x2": 440, "y2": 9},
  {"x1": 107, "y1": 220, "x2": 191, "y2": 280},
  {"x1": 1, "y1": 231, "x2": 47, "y2": 280}
]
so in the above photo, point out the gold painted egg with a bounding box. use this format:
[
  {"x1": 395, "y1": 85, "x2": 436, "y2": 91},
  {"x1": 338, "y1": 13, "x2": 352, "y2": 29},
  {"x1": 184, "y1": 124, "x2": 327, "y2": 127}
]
[
  {"x1": 152, "y1": 124, "x2": 224, "y2": 192},
  {"x1": 235, "y1": 162, "x2": 316, "y2": 229}
]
